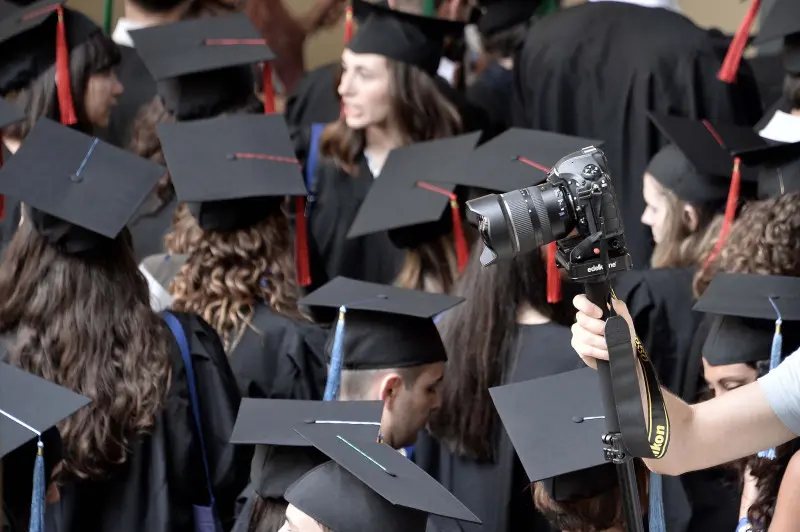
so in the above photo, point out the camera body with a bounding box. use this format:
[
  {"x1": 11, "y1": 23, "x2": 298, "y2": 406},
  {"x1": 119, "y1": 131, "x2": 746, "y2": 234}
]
[{"x1": 466, "y1": 146, "x2": 632, "y2": 281}]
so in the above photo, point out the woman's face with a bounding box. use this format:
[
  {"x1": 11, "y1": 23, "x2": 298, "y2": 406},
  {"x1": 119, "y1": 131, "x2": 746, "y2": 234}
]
[
  {"x1": 641, "y1": 172, "x2": 670, "y2": 244},
  {"x1": 702, "y1": 358, "x2": 759, "y2": 397},
  {"x1": 83, "y1": 70, "x2": 123, "y2": 129},
  {"x1": 338, "y1": 49, "x2": 392, "y2": 130},
  {"x1": 278, "y1": 504, "x2": 326, "y2": 532}
]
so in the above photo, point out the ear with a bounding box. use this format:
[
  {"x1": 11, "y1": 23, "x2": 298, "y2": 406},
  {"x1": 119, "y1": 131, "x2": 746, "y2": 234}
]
[
  {"x1": 378, "y1": 373, "x2": 403, "y2": 408},
  {"x1": 682, "y1": 204, "x2": 700, "y2": 232}
]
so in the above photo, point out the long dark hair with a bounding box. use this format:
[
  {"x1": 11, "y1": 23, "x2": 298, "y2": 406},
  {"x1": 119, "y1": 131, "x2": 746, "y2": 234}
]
[
  {"x1": 426, "y1": 244, "x2": 573, "y2": 460},
  {"x1": 3, "y1": 30, "x2": 120, "y2": 138},
  {"x1": 319, "y1": 58, "x2": 461, "y2": 174},
  {"x1": 0, "y1": 222, "x2": 173, "y2": 481}
]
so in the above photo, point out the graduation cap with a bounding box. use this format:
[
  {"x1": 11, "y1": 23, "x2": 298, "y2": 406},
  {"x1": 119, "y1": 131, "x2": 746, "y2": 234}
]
[
  {"x1": 285, "y1": 423, "x2": 481, "y2": 531},
  {"x1": 129, "y1": 14, "x2": 277, "y2": 120},
  {"x1": 157, "y1": 113, "x2": 312, "y2": 285},
  {"x1": 693, "y1": 272, "x2": 800, "y2": 459},
  {"x1": 476, "y1": 0, "x2": 540, "y2": 36},
  {"x1": 0, "y1": 0, "x2": 108, "y2": 125},
  {"x1": 298, "y1": 277, "x2": 463, "y2": 400},
  {"x1": 0, "y1": 119, "x2": 165, "y2": 253},
  {"x1": 454, "y1": 128, "x2": 603, "y2": 193},
  {"x1": 230, "y1": 399, "x2": 383, "y2": 499},
  {"x1": 0, "y1": 97, "x2": 24, "y2": 131},
  {"x1": 753, "y1": 0, "x2": 800, "y2": 75},
  {"x1": 733, "y1": 141, "x2": 800, "y2": 199},
  {"x1": 347, "y1": 132, "x2": 481, "y2": 271},
  {"x1": 0, "y1": 362, "x2": 90, "y2": 531},
  {"x1": 490, "y1": 367, "x2": 618, "y2": 502},
  {"x1": 346, "y1": 0, "x2": 465, "y2": 75},
  {"x1": 647, "y1": 113, "x2": 764, "y2": 209}
]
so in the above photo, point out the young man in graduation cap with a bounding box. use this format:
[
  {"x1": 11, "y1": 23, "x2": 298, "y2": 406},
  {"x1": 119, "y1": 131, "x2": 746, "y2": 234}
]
[
  {"x1": 280, "y1": 422, "x2": 480, "y2": 532},
  {"x1": 299, "y1": 277, "x2": 464, "y2": 449}
]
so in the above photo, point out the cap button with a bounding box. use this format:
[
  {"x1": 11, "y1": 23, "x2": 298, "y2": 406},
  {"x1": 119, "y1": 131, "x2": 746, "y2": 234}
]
[
  {"x1": 226, "y1": 153, "x2": 236, "y2": 161},
  {"x1": 70, "y1": 173, "x2": 83, "y2": 183}
]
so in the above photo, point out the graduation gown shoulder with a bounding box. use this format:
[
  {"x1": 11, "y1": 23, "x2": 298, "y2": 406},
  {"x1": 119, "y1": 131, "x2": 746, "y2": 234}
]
[
  {"x1": 511, "y1": 2, "x2": 763, "y2": 264},
  {"x1": 45, "y1": 312, "x2": 251, "y2": 532},
  {"x1": 309, "y1": 158, "x2": 405, "y2": 284},
  {"x1": 129, "y1": 194, "x2": 177, "y2": 263},
  {"x1": 415, "y1": 322, "x2": 582, "y2": 532},
  {"x1": 229, "y1": 305, "x2": 328, "y2": 401},
  {"x1": 284, "y1": 62, "x2": 341, "y2": 129}
]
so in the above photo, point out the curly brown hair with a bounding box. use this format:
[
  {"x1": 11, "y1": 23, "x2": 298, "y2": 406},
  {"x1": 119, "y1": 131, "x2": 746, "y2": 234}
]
[
  {"x1": 166, "y1": 203, "x2": 306, "y2": 352},
  {"x1": 694, "y1": 191, "x2": 800, "y2": 297},
  {"x1": 0, "y1": 222, "x2": 172, "y2": 481},
  {"x1": 319, "y1": 58, "x2": 462, "y2": 174}
]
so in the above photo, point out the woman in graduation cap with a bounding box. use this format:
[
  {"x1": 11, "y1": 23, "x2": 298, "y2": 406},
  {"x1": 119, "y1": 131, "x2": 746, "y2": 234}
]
[
  {"x1": 0, "y1": 1, "x2": 123, "y2": 251},
  {"x1": 308, "y1": 0, "x2": 470, "y2": 286},
  {"x1": 0, "y1": 121, "x2": 250, "y2": 531},
  {"x1": 128, "y1": 14, "x2": 274, "y2": 262},
  {"x1": 158, "y1": 114, "x2": 328, "y2": 402}
]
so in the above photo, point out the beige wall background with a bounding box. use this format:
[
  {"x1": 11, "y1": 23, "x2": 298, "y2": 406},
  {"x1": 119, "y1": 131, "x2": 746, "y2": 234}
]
[{"x1": 70, "y1": 0, "x2": 760, "y2": 69}]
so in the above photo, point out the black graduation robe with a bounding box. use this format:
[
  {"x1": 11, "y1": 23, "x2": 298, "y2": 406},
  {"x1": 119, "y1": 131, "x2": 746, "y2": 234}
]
[
  {"x1": 128, "y1": 194, "x2": 177, "y2": 264},
  {"x1": 36, "y1": 313, "x2": 250, "y2": 532},
  {"x1": 228, "y1": 304, "x2": 328, "y2": 401},
  {"x1": 103, "y1": 45, "x2": 157, "y2": 150},
  {"x1": 309, "y1": 157, "x2": 405, "y2": 285},
  {"x1": 414, "y1": 322, "x2": 584, "y2": 532},
  {"x1": 466, "y1": 61, "x2": 514, "y2": 138},
  {"x1": 511, "y1": 2, "x2": 763, "y2": 265}
]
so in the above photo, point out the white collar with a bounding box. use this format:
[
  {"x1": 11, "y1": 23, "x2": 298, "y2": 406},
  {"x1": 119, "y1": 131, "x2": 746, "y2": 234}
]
[
  {"x1": 112, "y1": 18, "x2": 151, "y2": 47},
  {"x1": 587, "y1": 0, "x2": 682, "y2": 13},
  {"x1": 759, "y1": 110, "x2": 800, "y2": 144}
]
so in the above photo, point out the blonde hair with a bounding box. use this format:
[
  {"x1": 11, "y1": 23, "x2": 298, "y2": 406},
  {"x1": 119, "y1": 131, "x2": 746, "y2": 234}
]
[{"x1": 393, "y1": 235, "x2": 462, "y2": 293}]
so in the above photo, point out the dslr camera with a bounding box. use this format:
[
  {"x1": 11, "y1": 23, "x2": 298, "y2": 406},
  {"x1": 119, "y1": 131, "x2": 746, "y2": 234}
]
[{"x1": 466, "y1": 146, "x2": 632, "y2": 281}]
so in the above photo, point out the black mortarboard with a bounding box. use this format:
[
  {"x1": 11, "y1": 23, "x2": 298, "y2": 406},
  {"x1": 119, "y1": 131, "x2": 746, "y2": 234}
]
[
  {"x1": 299, "y1": 276, "x2": 462, "y2": 369},
  {"x1": 0, "y1": 362, "x2": 89, "y2": 458},
  {"x1": 753, "y1": 0, "x2": 800, "y2": 75},
  {"x1": 347, "y1": 132, "x2": 480, "y2": 267},
  {"x1": 0, "y1": 1, "x2": 109, "y2": 124},
  {"x1": 130, "y1": 14, "x2": 274, "y2": 120},
  {"x1": 348, "y1": 0, "x2": 465, "y2": 75},
  {"x1": 0, "y1": 96, "x2": 24, "y2": 130},
  {"x1": 0, "y1": 119, "x2": 165, "y2": 252},
  {"x1": 455, "y1": 128, "x2": 604, "y2": 192},
  {"x1": 693, "y1": 273, "x2": 800, "y2": 367},
  {"x1": 733, "y1": 141, "x2": 800, "y2": 199},
  {"x1": 647, "y1": 113, "x2": 763, "y2": 209},
  {"x1": 230, "y1": 399, "x2": 383, "y2": 499},
  {"x1": 476, "y1": 0, "x2": 539, "y2": 36},
  {"x1": 491, "y1": 368, "x2": 618, "y2": 502},
  {"x1": 285, "y1": 423, "x2": 481, "y2": 531}
]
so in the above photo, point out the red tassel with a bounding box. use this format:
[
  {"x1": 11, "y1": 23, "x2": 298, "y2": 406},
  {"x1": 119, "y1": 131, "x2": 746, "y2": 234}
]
[
  {"x1": 294, "y1": 196, "x2": 311, "y2": 287},
  {"x1": 344, "y1": 5, "x2": 354, "y2": 43},
  {"x1": 704, "y1": 158, "x2": 741, "y2": 269},
  {"x1": 263, "y1": 62, "x2": 275, "y2": 114},
  {"x1": 718, "y1": 0, "x2": 760, "y2": 83},
  {"x1": 449, "y1": 198, "x2": 468, "y2": 273},
  {"x1": 55, "y1": 6, "x2": 77, "y2": 125},
  {"x1": 546, "y1": 242, "x2": 561, "y2": 304}
]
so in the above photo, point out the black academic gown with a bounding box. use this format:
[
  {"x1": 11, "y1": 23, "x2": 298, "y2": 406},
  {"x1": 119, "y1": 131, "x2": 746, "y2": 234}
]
[
  {"x1": 511, "y1": 2, "x2": 763, "y2": 265},
  {"x1": 309, "y1": 157, "x2": 405, "y2": 285},
  {"x1": 228, "y1": 304, "x2": 328, "y2": 401},
  {"x1": 42, "y1": 313, "x2": 251, "y2": 532},
  {"x1": 128, "y1": 194, "x2": 177, "y2": 264},
  {"x1": 466, "y1": 61, "x2": 514, "y2": 137},
  {"x1": 103, "y1": 45, "x2": 157, "y2": 150},
  {"x1": 415, "y1": 323, "x2": 584, "y2": 532}
]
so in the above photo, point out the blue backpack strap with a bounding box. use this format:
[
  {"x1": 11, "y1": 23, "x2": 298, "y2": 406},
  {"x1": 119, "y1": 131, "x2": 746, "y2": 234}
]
[
  {"x1": 305, "y1": 123, "x2": 325, "y2": 199},
  {"x1": 162, "y1": 311, "x2": 216, "y2": 508}
]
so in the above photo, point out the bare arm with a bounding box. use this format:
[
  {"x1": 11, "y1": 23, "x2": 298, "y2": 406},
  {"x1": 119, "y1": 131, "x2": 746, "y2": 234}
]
[
  {"x1": 571, "y1": 295, "x2": 796, "y2": 476},
  {"x1": 769, "y1": 452, "x2": 800, "y2": 531}
]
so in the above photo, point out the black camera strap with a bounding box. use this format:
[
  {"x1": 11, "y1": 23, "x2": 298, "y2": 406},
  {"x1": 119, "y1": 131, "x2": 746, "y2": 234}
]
[{"x1": 604, "y1": 294, "x2": 670, "y2": 459}]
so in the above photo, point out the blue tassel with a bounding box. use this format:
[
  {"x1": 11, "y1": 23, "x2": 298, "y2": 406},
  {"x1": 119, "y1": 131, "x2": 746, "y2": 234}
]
[
  {"x1": 323, "y1": 306, "x2": 347, "y2": 401},
  {"x1": 648, "y1": 472, "x2": 666, "y2": 532},
  {"x1": 29, "y1": 439, "x2": 45, "y2": 532},
  {"x1": 759, "y1": 298, "x2": 783, "y2": 460}
]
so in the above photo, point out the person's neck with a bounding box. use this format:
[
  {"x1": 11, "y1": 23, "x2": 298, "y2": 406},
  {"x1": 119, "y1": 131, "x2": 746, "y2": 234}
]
[
  {"x1": 497, "y1": 57, "x2": 514, "y2": 70},
  {"x1": 123, "y1": 1, "x2": 184, "y2": 25},
  {"x1": 516, "y1": 301, "x2": 551, "y2": 325},
  {"x1": 3, "y1": 137, "x2": 21, "y2": 154},
  {"x1": 792, "y1": 108, "x2": 800, "y2": 117},
  {"x1": 364, "y1": 125, "x2": 404, "y2": 174}
]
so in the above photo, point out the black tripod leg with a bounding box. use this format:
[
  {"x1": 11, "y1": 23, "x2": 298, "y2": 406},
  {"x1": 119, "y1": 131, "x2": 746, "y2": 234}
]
[{"x1": 584, "y1": 281, "x2": 645, "y2": 532}]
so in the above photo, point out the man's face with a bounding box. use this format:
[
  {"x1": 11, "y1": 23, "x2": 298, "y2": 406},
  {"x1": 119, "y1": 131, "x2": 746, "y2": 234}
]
[{"x1": 383, "y1": 362, "x2": 445, "y2": 447}]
